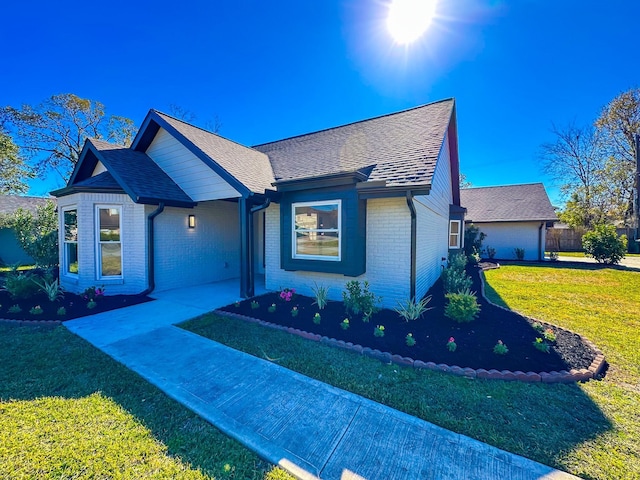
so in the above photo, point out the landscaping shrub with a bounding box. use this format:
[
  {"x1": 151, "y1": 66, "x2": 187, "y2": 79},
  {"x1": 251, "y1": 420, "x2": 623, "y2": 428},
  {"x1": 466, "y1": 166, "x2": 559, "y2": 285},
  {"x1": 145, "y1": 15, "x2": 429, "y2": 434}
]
[
  {"x1": 582, "y1": 223, "x2": 627, "y2": 264},
  {"x1": 514, "y1": 247, "x2": 525, "y2": 260},
  {"x1": 464, "y1": 224, "x2": 486, "y2": 262},
  {"x1": 342, "y1": 280, "x2": 381, "y2": 321},
  {"x1": 4, "y1": 269, "x2": 40, "y2": 300},
  {"x1": 444, "y1": 289, "x2": 481, "y2": 323},
  {"x1": 441, "y1": 252, "x2": 472, "y2": 294},
  {"x1": 394, "y1": 296, "x2": 432, "y2": 321}
]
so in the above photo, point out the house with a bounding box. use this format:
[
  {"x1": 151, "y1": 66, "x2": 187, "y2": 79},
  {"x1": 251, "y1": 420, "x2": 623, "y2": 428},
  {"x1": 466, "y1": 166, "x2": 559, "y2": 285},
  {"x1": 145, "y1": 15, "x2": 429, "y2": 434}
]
[
  {"x1": 460, "y1": 183, "x2": 557, "y2": 261},
  {"x1": 51, "y1": 98, "x2": 464, "y2": 308},
  {"x1": 0, "y1": 195, "x2": 54, "y2": 266}
]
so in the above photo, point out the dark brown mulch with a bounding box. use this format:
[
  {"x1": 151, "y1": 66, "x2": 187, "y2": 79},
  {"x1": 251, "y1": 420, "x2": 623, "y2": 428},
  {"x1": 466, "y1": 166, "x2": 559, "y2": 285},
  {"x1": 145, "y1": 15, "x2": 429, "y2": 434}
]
[
  {"x1": 221, "y1": 265, "x2": 596, "y2": 373},
  {"x1": 0, "y1": 290, "x2": 152, "y2": 322}
]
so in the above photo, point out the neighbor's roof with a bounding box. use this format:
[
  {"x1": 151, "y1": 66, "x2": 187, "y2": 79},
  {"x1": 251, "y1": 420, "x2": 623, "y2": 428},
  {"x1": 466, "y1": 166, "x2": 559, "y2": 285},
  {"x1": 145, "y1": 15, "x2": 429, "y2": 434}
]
[
  {"x1": 254, "y1": 98, "x2": 455, "y2": 187},
  {"x1": 461, "y1": 183, "x2": 557, "y2": 223},
  {"x1": 0, "y1": 195, "x2": 54, "y2": 215},
  {"x1": 153, "y1": 111, "x2": 275, "y2": 195}
]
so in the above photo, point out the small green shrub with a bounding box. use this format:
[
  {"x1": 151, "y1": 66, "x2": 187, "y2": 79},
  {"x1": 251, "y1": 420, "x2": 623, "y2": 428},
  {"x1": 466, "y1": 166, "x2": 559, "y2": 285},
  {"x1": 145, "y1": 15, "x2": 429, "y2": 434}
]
[
  {"x1": 4, "y1": 270, "x2": 40, "y2": 300},
  {"x1": 313, "y1": 312, "x2": 321, "y2": 324},
  {"x1": 267, "y1": 303, "x2": 276, "y2": 313},
  {"x1": 493, "y1": 340, "x2": 508, "y2": 355},
  {"x1": 444, "y1": 289, "x2": 481, "y2": 323},
  {"x1": 405, "y1": 333, "x2": 416, "y2": 347},
  {"x1": 441, "y1": 267, "x2": 472, "y2": 294},
  {"x1": 82, "y1": 286, "x2": 105, "y2": 302},
  {"x1": 446, "y1": 337, "x2": 457, "y2": 352},
  {"x1": 33, "y1": 277, "x2": 64, "y2": 302},
  {"x1": 340, "y1": 318, "x2": 349, "y2": 330},
  {"x1": 582, "y1": 224, "x2": 627, "y2": 265},
  {"x1": 394, "y1": 296, "x2": 432, "y2": 321},
  {"x1": 311, "y1": 282, "x2": 329, "y2": 310},
  {"x1": 342, "y1": 280, "x2": 381, "y2": 320},
  {"x1": 8, "y1": 304, "x2": 22, "y2": 314},
  {"x1": 291, "y1": 306, "x2": 298, "y2": 317},
  {"x1": 448, "y1": 252, "x2": 468, "y2": 272},
  {"x1": 373, "y1": 325, "x2": 385, "y2": 337},
  {"x1": 87, "y1": 300, "x2": 97, "y2": 310},
  {"x1": 533, "y1": 337, "x2": 550, "y2": 353},
  {"x1": 29, "y1": 305, "x2": 44, "y2": 315},
  {"x1": 486, "y1": 246, "x2": 496, "y2": 259},
  {"x1": 543, "y1": 328, "x2": 557, "y2": 342},
  {"x1": 532, "y1": 321, "x2": 544, "y2": 333},
  {"x1": 56, "y1": 306, "x2": 66, "y2": 316},
  {"x1": 250, "y1": 301, "x2": 259, "y2": 310},
  {"x1": 514, "y1": 248, "x2": 525, "y2": 260},
  {"x1": 464, "y1": 224, "x2": 486, "y2": 260}
]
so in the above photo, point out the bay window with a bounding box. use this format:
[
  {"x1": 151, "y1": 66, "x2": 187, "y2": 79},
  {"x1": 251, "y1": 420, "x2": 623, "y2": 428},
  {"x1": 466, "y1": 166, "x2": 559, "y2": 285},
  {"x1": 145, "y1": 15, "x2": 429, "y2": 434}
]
[
  {"x1": 63, "y1": 208, "x2": 79, "y2": 275},
  {"x1": 96, "y1": 206, "x2": 122, "y2": 278}
]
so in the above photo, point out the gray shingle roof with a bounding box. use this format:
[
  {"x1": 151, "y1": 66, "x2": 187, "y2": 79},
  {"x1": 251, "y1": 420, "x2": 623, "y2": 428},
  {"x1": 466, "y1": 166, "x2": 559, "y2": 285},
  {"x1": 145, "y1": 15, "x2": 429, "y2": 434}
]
[
  {"x1": 89, "y1": 138, "x2": 194, "y2": 206},
  {"x1": 0, "y1": 195, "x2": 54, "y2": 215},
  {"x1": 461, "y1": 183, "x2": 557, "y2": 223},
  {"x1": 73, "y1": 171, "x2": 123, "y2": 190},
  {"x1": 153, "y1": 112, "x2": 275, "y2": 195},
  {"x1": 254, "y1": 99, "x2": 455, "y2": 187}
]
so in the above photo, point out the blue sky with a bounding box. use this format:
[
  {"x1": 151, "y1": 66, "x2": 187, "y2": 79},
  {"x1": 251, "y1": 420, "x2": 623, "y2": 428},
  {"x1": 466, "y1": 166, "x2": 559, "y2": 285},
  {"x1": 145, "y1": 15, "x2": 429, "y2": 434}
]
[{"x1": 3, "y1": 0, "x2": 639, "y2": 205}]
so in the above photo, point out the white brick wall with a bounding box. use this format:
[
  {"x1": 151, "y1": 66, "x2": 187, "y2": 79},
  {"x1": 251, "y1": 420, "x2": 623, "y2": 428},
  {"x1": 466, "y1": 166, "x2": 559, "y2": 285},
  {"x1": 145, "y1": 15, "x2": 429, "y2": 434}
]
[
  {"x1": 265, "y1": 198, "x2": 411, "y2": 309},
  {"x1": 57, "y1": 192, "x2": 147, "y2": 295},
  {"x1": 152, "y1": 200, "x2": 240, "y2": 292},
  {"x1": 415, "y1": 133, "x2": 452, "y2": 299},
  {"x1": 476, "y1": 221, "x2": 546, "y2": 260}
]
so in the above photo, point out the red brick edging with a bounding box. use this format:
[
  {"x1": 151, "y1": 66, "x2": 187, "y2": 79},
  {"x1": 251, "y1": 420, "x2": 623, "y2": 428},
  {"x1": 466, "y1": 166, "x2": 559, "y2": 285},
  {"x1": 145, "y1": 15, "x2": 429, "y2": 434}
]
[{"x1": 214, "y1": 265, "x2": 606, "y2": 383}]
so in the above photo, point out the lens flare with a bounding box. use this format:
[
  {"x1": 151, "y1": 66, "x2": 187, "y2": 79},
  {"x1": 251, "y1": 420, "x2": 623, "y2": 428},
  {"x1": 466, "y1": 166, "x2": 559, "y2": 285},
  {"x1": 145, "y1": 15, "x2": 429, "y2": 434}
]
[{"x1": 387, "y1": 0, "x2": 437, "y2": 45}]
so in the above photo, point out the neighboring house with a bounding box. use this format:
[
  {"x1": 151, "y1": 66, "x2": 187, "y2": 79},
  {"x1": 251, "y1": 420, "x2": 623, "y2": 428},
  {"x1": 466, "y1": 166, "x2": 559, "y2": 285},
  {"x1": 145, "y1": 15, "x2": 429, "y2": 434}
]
[
  {"x1": 0, "y1": 195, "x2": 54, "y2": 266},
  {"x1": 51, "y1": 98, "x2": 464, "y2": 308},
  {"x1": 460, "y1": 183, "x2": 557, "y2": 261}
]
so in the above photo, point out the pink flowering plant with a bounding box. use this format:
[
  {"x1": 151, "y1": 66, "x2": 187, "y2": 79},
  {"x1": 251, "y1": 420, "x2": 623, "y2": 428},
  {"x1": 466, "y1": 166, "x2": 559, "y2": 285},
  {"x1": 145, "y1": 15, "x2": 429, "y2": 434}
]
[
  {"x1": 83, "y1": 285, "x2": 105, "y2": 302},
  {"x1": 447, "y1": 337, "x2": 457, "y2": 352},
  {"x1": 279, "y1": 287, "x2": 296, "y2": 302}
]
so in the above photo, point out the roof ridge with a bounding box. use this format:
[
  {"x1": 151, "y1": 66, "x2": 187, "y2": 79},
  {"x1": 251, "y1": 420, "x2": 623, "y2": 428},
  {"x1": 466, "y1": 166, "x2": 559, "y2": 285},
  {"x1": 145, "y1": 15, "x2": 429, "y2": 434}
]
[
  {"x1": 253, "y1": 98, "x2": 455, "y2": 148},
  {"x1": 151, "y1": 109, "x2": 265, "y2": 155},
  {"x1": 461, "y1": 182, "x2": 544, "y2": 191}
]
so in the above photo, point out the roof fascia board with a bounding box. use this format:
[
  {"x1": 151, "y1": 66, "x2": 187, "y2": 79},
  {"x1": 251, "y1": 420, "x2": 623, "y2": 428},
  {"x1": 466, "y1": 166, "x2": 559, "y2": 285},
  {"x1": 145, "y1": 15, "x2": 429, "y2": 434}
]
[
  {"x1": 274, "y1": 170, "x2": 369, "y2": 192},
  {"x1": 67, "y1": 141, "x2": 97, "y2": 186},
  {"x1": 51, "y1": 186, "x2": 126, "y2": 197},
  {"x1": 141, "y1": 111, "x2": 251, "y2": 198},
  {"x1": 358, "y1": 186, "x2": 431, "y2": 199}
]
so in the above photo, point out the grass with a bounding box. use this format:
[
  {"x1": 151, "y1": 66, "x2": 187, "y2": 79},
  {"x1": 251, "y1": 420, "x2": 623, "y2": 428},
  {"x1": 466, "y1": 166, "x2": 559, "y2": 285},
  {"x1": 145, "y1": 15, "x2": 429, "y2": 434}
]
[
  {"x1": 552, "y1": 251, "x2": 640, "y2": 258},
  {"x1": 182, "y1": 263, "x2": 640, "y2": 480},
  {"x1": 0, "y1": 324, "x2": 293, "y2": 480}
]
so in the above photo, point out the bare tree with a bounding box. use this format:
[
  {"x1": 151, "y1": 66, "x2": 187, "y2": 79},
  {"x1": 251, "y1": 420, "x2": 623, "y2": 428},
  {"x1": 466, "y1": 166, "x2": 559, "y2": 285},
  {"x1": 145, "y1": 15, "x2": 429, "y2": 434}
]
[{"x1": 3, "y1": 94, "x2": 136, "y2": 182}]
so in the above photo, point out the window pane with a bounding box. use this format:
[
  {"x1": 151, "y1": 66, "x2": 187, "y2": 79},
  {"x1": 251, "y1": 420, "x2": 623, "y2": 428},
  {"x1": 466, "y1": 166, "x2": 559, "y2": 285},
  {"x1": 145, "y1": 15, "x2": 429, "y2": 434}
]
[
  {"x1": 64, "y1": 210, "x2": 78, "y2": 241},
  {"x1": 294, "y1": 204, "x2": 339, "y2": 230},
  {"x1": 450, "y1": 221, "x2": 459, "y2": 234},
  {"x1": 296, "y1": 231, "x2": 339, "y2": 257},
  {"x1": 66, "y1": 243, "x2": 78, "y2": 274},
  {"x1": 449, "y1": 234, "x2": 458, "y2": 248},
  {"x1": 101, "y1": 243, "x2": 122, "y2": 276},
  {"x1": 99, "y1": 208, "x2": 120, "y2": 241}
]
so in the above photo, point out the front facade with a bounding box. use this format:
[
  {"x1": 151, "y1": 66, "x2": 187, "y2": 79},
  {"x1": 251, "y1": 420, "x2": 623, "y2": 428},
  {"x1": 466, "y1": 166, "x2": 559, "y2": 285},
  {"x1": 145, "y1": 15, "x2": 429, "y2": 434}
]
[
  {"x1": 53, "y1": 99, "x2": 463, "y2": 308},
  {"x1": 460, "y1": 183, "x2": 558, "y2": 261}
]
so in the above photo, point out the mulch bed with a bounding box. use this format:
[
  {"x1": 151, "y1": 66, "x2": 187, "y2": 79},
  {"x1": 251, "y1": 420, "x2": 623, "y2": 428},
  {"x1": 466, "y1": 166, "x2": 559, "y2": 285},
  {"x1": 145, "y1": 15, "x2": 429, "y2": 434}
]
[
  {"x1": 0, "y1": 290, "x2": 152, "y2": 322},
  {"x1": 221, "y1": 264, "x2": 597, "y2": 373}
]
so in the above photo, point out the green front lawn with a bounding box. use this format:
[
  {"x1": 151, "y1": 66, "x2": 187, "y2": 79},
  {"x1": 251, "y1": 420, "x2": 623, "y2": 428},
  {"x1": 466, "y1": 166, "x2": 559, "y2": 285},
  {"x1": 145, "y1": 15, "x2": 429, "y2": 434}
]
[
  {"x1": 0, "y1": 325, "x2": 292, "y2": 480},
  {"x1": 553, "y1": 251, "x2": 640, "y2": 258},
  {"x1": 183, "y1": 263, "x2": 640, "y2": 480}
]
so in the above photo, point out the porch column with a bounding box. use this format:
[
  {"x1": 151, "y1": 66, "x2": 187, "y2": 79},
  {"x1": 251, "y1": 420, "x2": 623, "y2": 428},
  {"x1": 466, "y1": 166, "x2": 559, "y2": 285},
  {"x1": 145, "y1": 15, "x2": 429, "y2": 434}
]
[{"x1": 239, "y1": 197, "x2": 254, "y2": 298}]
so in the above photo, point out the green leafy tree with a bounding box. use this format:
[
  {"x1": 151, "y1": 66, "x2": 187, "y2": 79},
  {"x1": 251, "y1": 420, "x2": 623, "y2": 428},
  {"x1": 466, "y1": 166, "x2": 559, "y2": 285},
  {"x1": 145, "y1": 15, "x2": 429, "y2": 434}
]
[
  {"x1": 3, "y1": 94, "x2": 136, "y2": 182},
  {"x1": 9, "y1": 200, "x2": 59, "y2": 267},
  {"x1": 0, "y1": 131, "x2": 34, "y2": 194},
  {"x1": 582, "y1": 223, "x2": 627, "y2": 265},
  {"x1": 595, "y1": 88, "x2": 640, "y2": 228}
]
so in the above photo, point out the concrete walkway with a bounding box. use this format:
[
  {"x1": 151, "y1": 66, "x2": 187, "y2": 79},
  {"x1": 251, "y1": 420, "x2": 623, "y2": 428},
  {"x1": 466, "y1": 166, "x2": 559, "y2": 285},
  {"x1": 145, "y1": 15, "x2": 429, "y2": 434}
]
[{"x1": 65, "y1": 281, "x2": 579, "y2": 480}]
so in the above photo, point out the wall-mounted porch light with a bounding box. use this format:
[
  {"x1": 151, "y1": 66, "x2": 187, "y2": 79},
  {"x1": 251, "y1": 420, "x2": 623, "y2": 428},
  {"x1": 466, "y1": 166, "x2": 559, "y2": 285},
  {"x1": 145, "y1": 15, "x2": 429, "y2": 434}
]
[{"x1": 188, "y1": 214, "x2": 196, "y2": 229}]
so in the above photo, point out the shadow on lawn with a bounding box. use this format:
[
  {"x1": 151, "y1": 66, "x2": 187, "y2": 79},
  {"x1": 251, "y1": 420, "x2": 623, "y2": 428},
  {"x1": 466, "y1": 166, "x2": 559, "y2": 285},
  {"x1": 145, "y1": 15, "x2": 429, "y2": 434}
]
[{"x1": 0, "y1": 324, "x2": 266, "y2": 478}]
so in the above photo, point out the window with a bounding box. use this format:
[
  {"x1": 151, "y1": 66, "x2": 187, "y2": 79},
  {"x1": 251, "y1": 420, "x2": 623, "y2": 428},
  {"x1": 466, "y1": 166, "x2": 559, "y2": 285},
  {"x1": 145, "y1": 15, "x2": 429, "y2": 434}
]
[
  {"x1": 63, "y1": 208, "x2": 79, "y2": 275},
  {"x1": 292, "y1": 200, "x2": 341, "y2": 261},
  {"x1": 96, "y1": 206, "x2": 122, "y2": 278},
  {"x1": 449, "y1": 220, "x2": 461, "y2": 248}
]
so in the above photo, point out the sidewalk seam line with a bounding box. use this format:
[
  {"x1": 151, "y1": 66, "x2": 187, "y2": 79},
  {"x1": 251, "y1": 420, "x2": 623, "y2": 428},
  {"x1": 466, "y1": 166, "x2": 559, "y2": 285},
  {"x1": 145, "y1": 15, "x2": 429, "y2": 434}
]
[{"x1": 318, "y1": 403, "x2": 362, "y2": 478}]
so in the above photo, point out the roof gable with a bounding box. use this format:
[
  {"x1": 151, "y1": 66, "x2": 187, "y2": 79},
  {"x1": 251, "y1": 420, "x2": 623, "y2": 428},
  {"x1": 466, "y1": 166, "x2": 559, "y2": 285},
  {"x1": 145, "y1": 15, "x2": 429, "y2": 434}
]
[
  {"x1": 132, "y1": 110, "x2": 275, "y2": 196},
  {"x1": 54, "y1": 138, "x2": 194, "y2": 207},
  {"x1": 461, "y1": 183, "x2": 557, "y2": 223}
]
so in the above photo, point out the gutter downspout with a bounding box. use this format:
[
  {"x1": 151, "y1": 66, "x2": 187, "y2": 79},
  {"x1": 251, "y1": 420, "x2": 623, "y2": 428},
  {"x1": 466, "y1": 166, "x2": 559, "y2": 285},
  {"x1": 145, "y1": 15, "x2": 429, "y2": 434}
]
[
  {"x1": 247, "y1": 198, "x2": 271, "y2": 298},
  {"x1": 141, "y1": 202, "x2": 165, "y2": 296},
  {"x1": 538, "y1": 222, "x2": 544, "y2": 262},
  {"x1": 406, "y1": 191, "x2": 417, "y2": 300}
]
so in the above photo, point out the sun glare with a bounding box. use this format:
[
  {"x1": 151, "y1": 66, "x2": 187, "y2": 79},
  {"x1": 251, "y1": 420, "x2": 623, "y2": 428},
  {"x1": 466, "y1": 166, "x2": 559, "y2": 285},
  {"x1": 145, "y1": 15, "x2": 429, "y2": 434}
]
[{"x1": 387, "y1": 0, "x2": 437, "y2": 45}]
